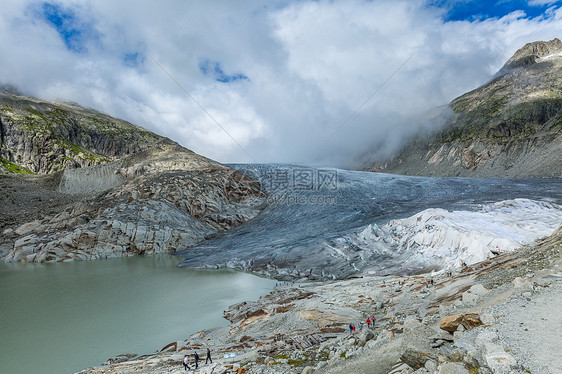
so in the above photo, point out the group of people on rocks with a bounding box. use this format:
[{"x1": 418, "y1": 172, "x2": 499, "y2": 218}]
[
  {"x1": 349, "y1": 317, "x2": 377, "y2": 334},
  {"x1": 183, "y1": 348, "x2": 212, "y2": 371}
]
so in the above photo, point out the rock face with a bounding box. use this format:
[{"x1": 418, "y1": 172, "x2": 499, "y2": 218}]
[
  {"x1": 502, "y1": 38, "x2": 562, "y2": 70},
  {"x1": 2, "y1": 145, "x2": 265, "y2": 263},
  {"x1": 366, "y1": 38, "x2": 562, "y2": 178},
  {"x1": 0, "y1": 91, "x2": 266, "y2": 263},
  {"x1": 0, "y1": 90, "x2": 171, "y2": 174}
]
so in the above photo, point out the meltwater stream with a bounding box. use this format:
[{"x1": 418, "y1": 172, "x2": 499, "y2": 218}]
[{"x1": 0, "y1": 255, "x2": 276, "y2": 374}]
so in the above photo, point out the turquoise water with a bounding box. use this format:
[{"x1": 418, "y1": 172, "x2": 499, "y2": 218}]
[{"x1": 0, "y1": 255, "x2": 276, "y2": 373}]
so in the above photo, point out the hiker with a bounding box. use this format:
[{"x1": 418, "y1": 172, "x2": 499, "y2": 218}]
[
  {"x1": 206, "y1": 348, "x2": 212, "y2": 364},
  {"x1": 194, "y1": 351, "x2": 199, "y2": 369},
  {"x1": 366, "y1": 318, "x2": 371, "y2": 327},
  {"x1": 183, "y1": 355, "x2": 190, "y2": 371},
  {"x1": 352, "y1": 324, "x2": 356, "y2": 334},
  {"x1": 349, "y1": 323, "x2": 353, "y2": 334}
]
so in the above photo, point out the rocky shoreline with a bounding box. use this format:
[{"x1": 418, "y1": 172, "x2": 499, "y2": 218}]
[{"x1": 76, "y1": 225, "x2": 562, "y2": 374}]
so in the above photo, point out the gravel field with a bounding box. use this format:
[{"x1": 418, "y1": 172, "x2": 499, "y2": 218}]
[{"x1": 490, "y1": 280, "x2": 562, "y2": 374}]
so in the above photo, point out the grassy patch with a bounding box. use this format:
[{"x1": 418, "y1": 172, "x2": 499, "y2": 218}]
[
  {"x1": 0, "y1": 158, "x2": 35, "y2": 175},
  {"x1": 287, "y1": 358, "x2": 307, "y2": 366}
]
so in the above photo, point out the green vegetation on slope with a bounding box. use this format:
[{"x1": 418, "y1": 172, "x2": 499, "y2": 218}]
[
  {"x1": 441, "y1": 93, "x2": 562, "y2": 143},
  {"x1": 0, "y1": 157, "x2": 35, "y2": 175}
]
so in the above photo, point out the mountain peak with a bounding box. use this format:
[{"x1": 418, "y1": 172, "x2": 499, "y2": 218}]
[{"x1": 503, "y1": 37, "x2": 562, "y2": 70}]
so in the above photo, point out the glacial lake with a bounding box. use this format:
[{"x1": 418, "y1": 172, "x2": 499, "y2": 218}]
[{"x1": 0, "y1": 255, "x2": 276, "y2": 374}]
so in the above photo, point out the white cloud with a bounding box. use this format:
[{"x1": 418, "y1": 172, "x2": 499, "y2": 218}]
[
  {"x1": 528, "y1": 0, "x2": 559, "y2": 6},
  {"x1": 1, "y1": 0, "x2": 561, "y2": 167}
]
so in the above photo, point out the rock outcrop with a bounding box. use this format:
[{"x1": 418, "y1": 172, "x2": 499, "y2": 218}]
[
  {"x1": 2, "y1": 145, "x2": 265, "y2": 263},
  {"x1": 365, "y1": 38, "x2": 562, "y2": 178},
  {"x1": 502, "y1": 37, "x2": 562, "y2": 70}
]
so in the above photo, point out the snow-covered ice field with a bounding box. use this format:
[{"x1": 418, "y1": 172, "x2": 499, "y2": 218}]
[{"x1": 345, "y1": 198, "x2": 562, "y2": 274}]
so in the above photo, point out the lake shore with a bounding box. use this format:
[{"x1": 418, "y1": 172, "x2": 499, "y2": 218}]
[
  {"x1": 0, "y1": 256, "x2": 276, "y2": 374},
  {"x1": 76, "y1": 225, "x2": 562, "y2": 374}
]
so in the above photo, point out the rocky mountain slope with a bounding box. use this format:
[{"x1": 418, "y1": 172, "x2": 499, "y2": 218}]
[
  {"x1": 0, "y1": 90, "x2": 171, "y2": 174},
  {"x1": 366, "y1": 38, "x2": 562, "y2": 178},
  {"x1": 0, "y1": 92, "x2": 265, "y2": 262}
]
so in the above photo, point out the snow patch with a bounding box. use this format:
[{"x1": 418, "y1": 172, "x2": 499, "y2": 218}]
[{"x1": 539, "y1": 52, "x2": 562, "y2": 61}]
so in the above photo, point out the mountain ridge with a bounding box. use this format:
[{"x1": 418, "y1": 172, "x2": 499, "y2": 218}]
[
  {"x1": 0, "y1": 91, "x2": 265, "y2": 263},
  {"x1": 365, "y1": 38, "x2": 562, "y2": 178},
  {"x1": 0, "y1": 90, "x2": 175, "y2": 174}
]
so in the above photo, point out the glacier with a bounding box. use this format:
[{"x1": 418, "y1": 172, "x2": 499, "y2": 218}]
[
  {"x1": 176, "y1": 165, "x2": 562, "y2": 280},
  {"x1": 343, "y1": 198, "x2": 562, "y2": 275}
]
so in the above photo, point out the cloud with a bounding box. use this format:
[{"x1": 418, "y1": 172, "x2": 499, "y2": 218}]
[
  {"x1": 1, "y1": 0, "x2": 561, "y2": 167},
  {"x1": 528, "y1": 0, "x2": 560, "y2": 6}
]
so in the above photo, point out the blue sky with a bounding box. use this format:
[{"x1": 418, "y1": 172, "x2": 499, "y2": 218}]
[
  {"x1": 1, "y1": 0, "x2": 561, "y2": 165},
  {"x1": 37, "y1": 2, "x2": 98, "y2": 53},
  {"x1": 429, "y1": 0, "x2": 561, "y2": 21},
  {"x1": 199, "y1": 60, "x2": 249, "y2": 83}
]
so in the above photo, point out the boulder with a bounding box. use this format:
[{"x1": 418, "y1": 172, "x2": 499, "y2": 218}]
[
  {"x1": 541, "y1": 273, "x2": 562, "y2": 281},
  {"x1": 102, "y1": 353, "x2": 137, "y2": 365},
  {"x1": 438, "y1": 362, "x2": 469, "y2": 374},
  {"x1": 439, "y1": 313, "x2": 482, "y2": 333},
  {"x1": 388, "y1": 362, "x2": 414, "y2": 374},
  {"x1": 15, "y1": 220, "x2": 43, "y2": 236},
  {"x1": 484, "y1": 343, "x2": 517, "y2": 374},
  {"x1": 424, "y1": 359, "x2": 438, "y2": 373},
  {"x1": 479, "y1": 312, "x2": 495, "y2": 325},
  {"x1": 400, "y1": 347, "x2": 435, "y2": 369},
  {"x1": 302, "y1": 367, "x2": 315, "y2": 374},
  {"x1": 462, "y1": 284, "x2": 488, "y2": 303},
  {"x1": 316, "y1": 361, "x2": 327, "y2": 369},
  {"x1": 512, "y1": 277, "x2": 533, "y2": 292},
  {"x1": 357, "y1": 329, "x2": 375, "y2": 343},
  {"x1": 246, "y1": 350, "x2": 260, "y2": 362}
]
